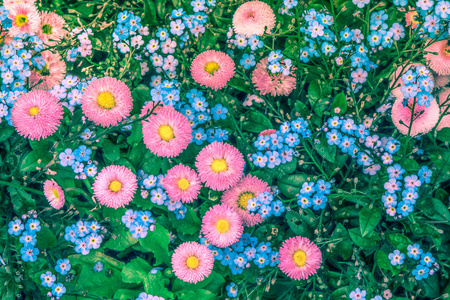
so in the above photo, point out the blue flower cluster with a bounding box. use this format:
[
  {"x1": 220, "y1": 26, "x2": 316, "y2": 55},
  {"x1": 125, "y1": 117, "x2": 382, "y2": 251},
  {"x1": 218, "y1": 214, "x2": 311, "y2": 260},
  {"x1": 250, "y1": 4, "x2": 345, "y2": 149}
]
[
  {"x1": 59, "y1": 145, "x2": 98, "y2": 179},
  {"x1": 64, "y1": 220, "x2": 103, "y2": 255},
  {"x1": 226, "y1": 282, "x2": 238, "y2": 298},
  {"x1": 415, "y1": 0, "x2": 450, "y2": 40},
  {"x1": 121, "y1": 209, "x2": 156, "y2": 239},
  {"x1": 399, "y1": 65, "x2": 435, "y2": 108},
  {"x1": 8, "y1": 218, "x2": 41, "y2": 262},
  {"x1": 93, "y1": 261, "x2": 103, "y2": 272},
  {"x1": 66, "y1": 27, "x2": 94, "y2": 61},
  {"x1": 47, "y1": 74, "x2": 90, "y2": 111},
  {"x1": 137, "y1": 169, "x2": 187, "y2": 220},
  {"x1": 135, "y1": 292, "x2": 165, "y2": 300},
  {"x1": 296, "y1": 179, "x2": 330, "y2": 210},
  {"x1": 265, "y1": 50, "x2": 293, "y2": 75},
  {"x1": 383, "y1": 165, "x2": 432, "y2": 218},
  {"x1": 228, "y1": 31, "x2": 264, "y2": 53},
  {"x1": 325, "y1": 116, "x2": 401, "y2": 175},
  {"x1": 247, "y1": 191, "x2": 286, "y2": 219},
  {"x1": 251, "y1": 118, "x2": 310, "y2": 169},
  {"x1": 39, "y1": 271, "x2": 66, "y2": 297},
  {"x1": 202, "y1": 233, "x2": 280, "y2": 275},
  {"x1": 388, "y1": 244, "x2": 438, "y2": 281}
]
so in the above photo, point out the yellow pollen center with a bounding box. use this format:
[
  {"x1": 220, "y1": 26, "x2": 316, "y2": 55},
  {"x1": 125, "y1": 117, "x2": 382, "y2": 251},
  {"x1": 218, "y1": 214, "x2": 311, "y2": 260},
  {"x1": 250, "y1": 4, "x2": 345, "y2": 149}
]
[
  {"x1": 186, "y1": 256, "x2": 199, "y2": 269},
  {"x1": 109, "y1": 180, "x2": 122, "y2": 192},
  {"x1": 238, "y1": 192, "x2": 255, "y2": 210},
  {"x1": 204, "y1": 61, "x2": 220, "y2": 75},
  {"x1": 97, "y1": 91, "x2": 116, "y2": 109},
  {"x1": 158, "y1": 125, "x2": 174, "y2": 142},
  {"x1": 52, "y1": 189, "x2": 59, "y2": 199},
  {"x1": 216, "y1": 219, "x2": 230, "y2": 233},
  {"x1": 177, "y1": 178, "x2": 190, "y2": 191},
  {"x1": 211, "y1": 159, "x2": 227, "y2": 173},
  {"x1": 293, "y1": 250, "x2": 307, "y2": 267},
  {"x1": 29, "y1": 106, "x2": 39, "y2": 116},
  {"x1": 15, "y1": 14, "x2": 28, "y2": 27}
]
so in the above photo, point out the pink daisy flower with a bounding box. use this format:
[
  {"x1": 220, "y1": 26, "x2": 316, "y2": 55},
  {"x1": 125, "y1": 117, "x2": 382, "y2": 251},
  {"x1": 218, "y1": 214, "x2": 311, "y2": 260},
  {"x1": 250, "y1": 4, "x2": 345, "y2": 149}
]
[
  {"x1": 139, "y1": 101, "x2": 164, "y2": 118},
  {"x1": 37, "y1": 11, "x2": 67, "y2": 47},
  {"x1": 43, "y1": 179, "x2": 64, "y2": 209},
  {"x1": 7, "y1": 3, "x2": 40, "y2": 37},
  {"x1": 142, "y1": 106, "x2": 192, "y2": 158},
  {"x1": 405, "y1": 8, "x2": 419, "y2": 29},
  {"x1": 232, "y1": 1, "x2": 276, "y2": 37},
  {"x1": 29, "y1": 50, "x2": 66, "y2": 90},
  {"x1": 259, "y1": 129, "x2": 277, "y2": 136},
  {"x1": 252, "y1": 57, "x2": 297, "y2": 96},
  {"x1": 171, "y1": 241, "x2": 214, "y2": 284},
  {"x1": 437, "y1": 87, "x2": 450, "y2": 131},
  {"x1": 81, "y1": 77, "x2": 133, "y2": 127},
  {"x1": 278, "y1": 236, "x2": 322, "y2": 280},
  {"x1": 163, "y1": 164, "x2": 202, "y2": 203},
  {"x1": 435, "y1": 74, "x2": 450, "y2": 87},
  {"x1": 201, "y1": 204, "x2": 244, "y2": 248},
  {"x1": 391, "y1": 93, "x2": 440, "y2": 136},
  {"x1": 92, "y1": 165, "x2": 138, "y2": 209},
  {"x1": 11, "y1": 90, "x2": 63, "y2": 140},
  {"x1": 195, "y1": 142, "x2": 245, "y2": 191},
  {"x1": 190, "y1": 50, "x2": 235, "y2": 91},
  {"x1": 424, "y1": 40, "x2": 450, "y2": 75},
  {"x1": 221, "y1": 174, "x2": 269, "y2": 227}
]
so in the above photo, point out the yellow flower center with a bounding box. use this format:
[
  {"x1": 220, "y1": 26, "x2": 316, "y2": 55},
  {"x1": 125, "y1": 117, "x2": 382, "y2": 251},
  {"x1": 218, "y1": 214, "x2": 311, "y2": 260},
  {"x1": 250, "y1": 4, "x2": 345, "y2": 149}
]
[
  {"x1": 109, "y1": 180, "x2": 122, "y2": 192},
  {"x1": 204, "y1": 61, "x2": 220, "y2": 75},
  {"x1": 186, "y1": 256, "x2": 199, "y2": 269},
  {"x1": 97, "y1": 91, "x2": 116, "y2": 109},
  {"x1": 52, "y1": 189, "x2": 59, "y2": 199},
  {"x1": 211, "y1": 158, "x2": 227, "y2": 173},
  {"x1": 293, "y1": 250, "x2": 307, "y2": 267},
  {"x1": 29, "y1": 106, "x2": 39, "y2": 116},
  {"x1": 158, "y1": 125, "x2": 174, "y2": 142},
  {"x1": 445, "y1": 46, "x2": 450, "y2": 56},
  {"x1": 238, "y1": 192, "x2": 254, "y2": 210},
  {"x1": 216, "y1": 219, "x2": 230, "y2": 233},
  {"x1": 15, "y1": 14, "x2": 28, "y2": 27},
  {"x1": 177, "y1": 178, "x2": 190, "y2": 191}
]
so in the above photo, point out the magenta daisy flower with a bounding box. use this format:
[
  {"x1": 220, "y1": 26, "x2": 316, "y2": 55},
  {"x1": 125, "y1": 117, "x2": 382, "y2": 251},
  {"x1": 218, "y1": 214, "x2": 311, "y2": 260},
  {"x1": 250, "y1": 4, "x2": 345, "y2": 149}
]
[
  {"x1": 171, "y1": 242, "x2": 214, "y2": 284},
  {"x1": 92, "y1": 165, "x2": 138, "y2": 209},
  {"x1": 201, "y1": 204, "x2": 244, "y2": 248},
  {"x1": 29, "y1": 50, "x2": 66, "y2": 90},
  {"x1": 391, "y1": 94, "x2": 440, "y2": 136},
  {"x1": 252, "y1": 57, "x2": 297, "y2": 96},
  {"x1": 37, "y1": 11, "x2": 67, "y2": 47},
  {"x1": 232, "y1": 1, "x2": 276, "y2": 37},
  {"x1": 81, "y1": 77, "x2": 133, "y2": 127},
  {"x1": 195, "y1": 142, "x2": 245, "y2": 191},
  {"x1": 278, "y1": 236, "x2": 322, "y2": 280},
  {"x1": 424, "y1": 40, "x2": 450, "y2": 76},
  {"x1": 43, "y1": 179, "x2": 64, "y2": 209},
  {"x1": 190, "y1": 50, "x2": 235, "y2": 91},
  {"x1": 11, "y1": 90, "x2": 63, "y2": 140},
  {"x1": 163, "y1": 164, "x2": 202, "y2": 203},
  {"x1": 7, "y1": 3, "x2": 40, "y2": 37},
  {"x1": 221, "y1": 174, "x2": 269, "y2": 227},
  {"x1": 142, "y1": 106, "x2": 192, "y2": 158}
]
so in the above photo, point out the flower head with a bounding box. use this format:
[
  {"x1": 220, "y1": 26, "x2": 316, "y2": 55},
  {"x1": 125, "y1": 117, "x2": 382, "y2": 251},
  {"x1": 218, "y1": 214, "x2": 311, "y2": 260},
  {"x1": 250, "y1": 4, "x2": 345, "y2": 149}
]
[
  {"x1": 424, "y1": 40, "x2": 450, "y2": 75},
  {"x1": 233, "y1": 1, "x2": 276, "y2": 37},
  {"x1": 30, "y1": 50, "x2": 66, "y2": 90},
  {"x1": 163, "y1": 164, "x2": 201, "y2": 203},
  {"x1": 37, "y1": 11, "x2": 67, "y2": 46},
  {"x1": 252, "y1": 57, "x2": 296, "y2": 96},
  {"x1": 43, "y1": 179, "x2": 65, "y2": 209},
  {"x1": 201, "y1": 204, "x2": 244, "y2": 247},
  {"x1": 171, "y1": 241, "x2": 214, "y2": 283},
  {"x1": 7, "y1": 3, "x2": 40, "y2": 37},
  {"x1": 190, "y1": 50, "x2": 235, "y2": 91}
]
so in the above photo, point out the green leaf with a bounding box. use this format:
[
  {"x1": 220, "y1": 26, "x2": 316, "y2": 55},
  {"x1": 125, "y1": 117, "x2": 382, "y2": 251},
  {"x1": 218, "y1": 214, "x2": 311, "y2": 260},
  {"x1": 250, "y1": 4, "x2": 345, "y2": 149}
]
[
  {"x1": 122, "y1": 257, "x2": 151, "y2": 284},
  {"x1": 274, "y1": 157, "x2": 297, "y2": 178},
  {"x1": 104, "y1": 227, "x2": 138, "y2": 251},
  {"x1": 139, "y1": 224, "x2": 170, "y2": 265},
  {"x1": 411, "y1": 222, "x2": 442, "y2": 250},
  {"x1": 286, "y1": 210, "x2": 314, "y2": 238},
  {"x1": 308, "y1": 81, "x2": 320, "y2": 104},
  {"x1": 69, "y1": 251, "x2": 125, "y2": 271},
  {"x1": 375, "y1": 250, "x2": 393, "y2": 271},
  {"x1": 144, "y1": 272, "x2": 173, "y2": 299},
  {"x1": 179, "y1": 290, "x2": 215, "y2": 300},
  {"x1": 242, "y1": 111, "x2": 273, "y2": 133},
  {"x1": 113, "y1": 289, "x2": 142, "y2": 300},
  {"x1": 430, "y1": 149, "x2": 450, "y2": 182},
  {"x1": 386, "y1": 233, "x2": 411, "y2": 253},
  {"x1": 131, "y1": 84, "x2": 150, "y2": 115},
  {"x1": 294, "y1": 101, "x2": 309, "y2": 117},
  {"x1": 349, "y1": 228, "x2": 380, "y2": 249},
  {"x1": 36, "y1": 225, "x2": 56, "y2": 249},
  {"x1": 75, "y1": 265, "x2": 122, "y2": 298},
  {"x1": 331, "y1": 92, "x2": 347, "y2": 115},
  {"x1": 103, "y1": 140, "x2": 121, "y2": 162},
  {"x1": 143, "y1": 0, "x2": 157, "y2": 25},
  {"x1": 330, "y1": 223, "x2": 352, "y2": 260},
  {"x1": 315, "y1": 137, "x2": 336, "y2": 163},
  {"x1": 127, "y1": 124, "x2": 143, "y2": 146},
  {"x1": 436, "y1": 127, "x2": 450, "y2": 142},
  {"x1": 169, "y1": 207, "x2": 201, "y2": 235},
  {"x1": 0, "y1": 124, "x2": 14, "y2": 143},
  {"x1": 228, "y1": 77, "x2": 252, "y2": 94},
  {"x1": 277, "y1": 173, "x2": 316, "y2": 198},
  {"x1": 21, "y1": 150, "x2": 53, "y2": 172},
  {"x1": 359, "y1": 205, "x2": 381, "y2": 237},
  {"x1": 422, "y1": 198, "x2": 450, "y2": 222}
]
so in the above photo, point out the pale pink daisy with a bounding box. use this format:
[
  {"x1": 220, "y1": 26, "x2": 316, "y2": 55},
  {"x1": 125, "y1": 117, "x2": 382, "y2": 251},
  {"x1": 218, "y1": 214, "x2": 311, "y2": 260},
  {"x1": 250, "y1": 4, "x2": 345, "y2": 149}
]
[
  {"x1": 4, "y1": 0, "x2": 36, "y2": 9},
  {"x1": 171, "y1": 242, "x2": 214, "y2": 284},
  {"x1": 163, "y1": 164, "x2": 202, "y2": 203},
  {"x1": 252, "y1": 58, "x2": 297, "y2": 96},
  {"x1": 142, "y1": 106, "x2": 192, "y2": 158},
  {"x1": 424, "y1": 40, "x2": 450, "y2": 75},
  {"x1": 29, "y1": 50, "x2": 66, "y2": 90},
  {"x1": 195, "y1": 142, "x2": 245, "y2": 191},
  {"x1": 81, "y1": 77, "x2": 133, "y2": 127},
  {"x1": 11, "y1": 90, "x2": 63, "y2": 140},
  {"x1": 201, "y1": 204, "x2": 244, "y2": 248},
  {"x1": 278, "y1": 236, "x2": 322, "y2": 280},
  {"x1": 92, "y1": 165, "x2": 138, "y2": 209},
  {"x1": 435, "y1": 74, "x2": 450, "y2": 87},
  {"x1": 437, "y1": 87, "x2": 450, "y2": 130},
  {"x1": 190, "y1": 50, "x2": 235, "y2": 91},
  {"x1": 221, "y1": 174, "x2": 269, "y2": 227},
  {"x1": 7, "y1": 3, "x2": 40, "y2": 37},
  {"x1": 391, "y1": 93, "x2": 440, "y2": 136},
  {"x1": 43, "y1": 179, "x2": 65, "y2": 209},
  {"x1": 37, "y1": 11, "x2": 67, "y2": 47},
  {"x1": 233, "y1": 1, "x2": 276, "y2": 37}
]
